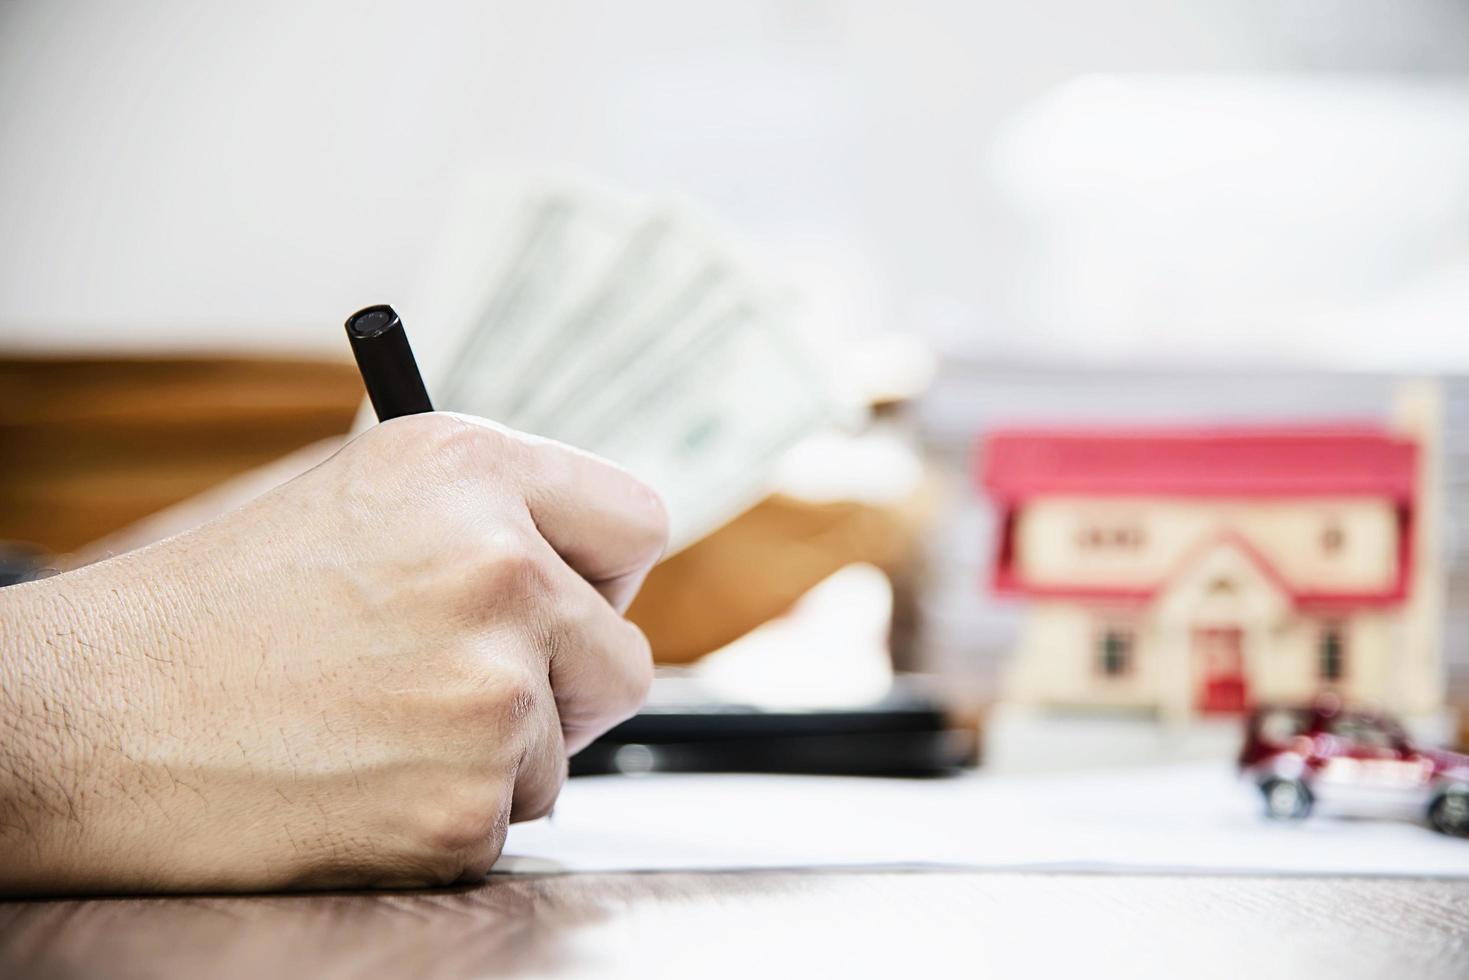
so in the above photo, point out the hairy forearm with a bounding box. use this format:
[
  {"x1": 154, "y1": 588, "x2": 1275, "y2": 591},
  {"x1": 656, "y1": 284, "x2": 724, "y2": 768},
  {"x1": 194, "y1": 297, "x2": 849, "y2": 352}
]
[
  {"x1": 0, "y1": 556, "x2": 202, "y2": 894},
  {"x1": 0, "y1": 574, "x2": 107, "y2": 892}
]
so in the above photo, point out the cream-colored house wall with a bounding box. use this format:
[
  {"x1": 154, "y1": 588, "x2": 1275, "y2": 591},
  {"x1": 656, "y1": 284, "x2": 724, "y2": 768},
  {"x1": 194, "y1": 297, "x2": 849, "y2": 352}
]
[
  {"x1": 1340, "y1": 612, "x2": 1399, "y2": 707},
  {"x1": 1002, "y1": 535, "x2": 1424, "y2": 720},
  {"x1": 1005, "y1": 602, "x2": 1412, "y2": 718},
  {"x1": 1005, "y1": 602, "x2": 1160, "y2": 711},
  {"x1": 1249, "y1": 613, "x2": 1392, "y2": 706},
  {"x1": 1393, "y1": 382, "x2": 1446, "y2": 717},
  {"x1": 1015, "y1": 497, "x2": 1399, "y2": 593}
]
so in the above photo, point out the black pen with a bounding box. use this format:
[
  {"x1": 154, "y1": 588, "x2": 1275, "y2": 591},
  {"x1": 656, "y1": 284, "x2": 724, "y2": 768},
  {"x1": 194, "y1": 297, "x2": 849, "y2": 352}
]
[{"x1": 344, "y1": 304, "x2": 434, "y2": 421}]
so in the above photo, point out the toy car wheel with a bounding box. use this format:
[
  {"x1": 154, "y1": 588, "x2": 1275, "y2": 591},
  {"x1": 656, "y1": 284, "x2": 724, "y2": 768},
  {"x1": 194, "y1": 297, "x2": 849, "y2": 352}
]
[
  {"x1": 1259, "y1": 777, "x2": 1312, "y2": 820},
  {"x1": 1429, "y1": 790, "x2": 1469, "y2": 837}
]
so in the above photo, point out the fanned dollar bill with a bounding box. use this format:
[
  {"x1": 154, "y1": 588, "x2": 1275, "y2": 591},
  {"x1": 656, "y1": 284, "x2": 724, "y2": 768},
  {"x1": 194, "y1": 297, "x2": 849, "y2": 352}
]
[{"x1": 402, "y1": 175, "x2": 848, "y2": 552}]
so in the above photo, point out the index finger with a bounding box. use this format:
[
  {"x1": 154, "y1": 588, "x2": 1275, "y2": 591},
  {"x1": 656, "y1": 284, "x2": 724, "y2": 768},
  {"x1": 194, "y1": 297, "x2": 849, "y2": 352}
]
[{"x1": 450, "y1": 414, "x2": 669, "y2": 611}]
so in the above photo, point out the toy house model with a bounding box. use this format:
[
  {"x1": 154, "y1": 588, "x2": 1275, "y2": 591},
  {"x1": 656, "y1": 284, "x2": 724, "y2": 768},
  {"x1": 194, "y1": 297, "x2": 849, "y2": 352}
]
[{"x1": 978, "y1": 424, "x2": 1444, "y2": 727}]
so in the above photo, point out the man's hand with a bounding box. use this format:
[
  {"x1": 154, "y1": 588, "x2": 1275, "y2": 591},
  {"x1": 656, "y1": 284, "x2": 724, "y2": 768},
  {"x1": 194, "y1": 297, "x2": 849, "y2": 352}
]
[{"x1": 0, "y1": 413, "x2": 667, "y2": 894}]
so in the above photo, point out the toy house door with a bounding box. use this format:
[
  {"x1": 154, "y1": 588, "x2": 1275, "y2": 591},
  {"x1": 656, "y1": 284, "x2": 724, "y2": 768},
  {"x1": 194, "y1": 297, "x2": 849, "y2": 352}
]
[{"x1": 1193, "y1": 626, "x2": 1247, "y2": 713}]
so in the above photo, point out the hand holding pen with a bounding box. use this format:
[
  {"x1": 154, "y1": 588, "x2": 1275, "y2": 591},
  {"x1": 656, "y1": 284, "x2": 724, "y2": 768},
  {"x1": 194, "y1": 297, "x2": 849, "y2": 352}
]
[{"x1": 0, "y1": 307, "x2": 666, "y2": 895}]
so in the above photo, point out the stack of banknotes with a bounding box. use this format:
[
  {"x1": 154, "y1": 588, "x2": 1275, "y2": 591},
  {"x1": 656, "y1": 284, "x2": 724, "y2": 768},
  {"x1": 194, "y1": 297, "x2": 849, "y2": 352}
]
[{"x1": 403, "y1": 177, "x2": 848, "y2": 553}]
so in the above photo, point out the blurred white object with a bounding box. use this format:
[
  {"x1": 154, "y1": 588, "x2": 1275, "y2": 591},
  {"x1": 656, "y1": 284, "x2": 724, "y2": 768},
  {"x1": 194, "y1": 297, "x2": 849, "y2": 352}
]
[
  {"x1": 692, "y1": 563, "x2": 895, "y2": 709},
  {"x1": 985, "y1": 75, "x2": 1469, "y2": 368},
  {"x1": 498, "y1": 761, "x2": 1469, "y2": 875},
  {"x1": 404, "y1": 176, "x2": 849, "y2": 551},
  {"x1": 772, "y1": 428, "x2": 924, "y2": 505},
  {"x1": 837, "y1": 331, "x2": 937, "y2": 406}
]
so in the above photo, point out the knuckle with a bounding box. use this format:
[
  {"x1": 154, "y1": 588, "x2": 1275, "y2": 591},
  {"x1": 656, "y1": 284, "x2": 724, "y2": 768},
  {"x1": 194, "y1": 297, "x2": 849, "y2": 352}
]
[
  {"x1": 417, "y1": 781, "x2": 512, "y2": 859},
  {"x1": 380, "y1": 411, "x2": 478, "y2": 455},
  {"x1": 527, "y1": 437, "x2": 577, "y2": 488},
  {"x1": 467, "y1": 528, "x2": 552, "y2": 602},
  {"x1": 389, "y1": 412, "x2": 517, "y2": 480},
  {"x1": 436, "y1": 418, "x2": 502, "y2": 469},
  {"x1": 488, "y1": 666, "x2": 543, "y2": 727},
  {"x1": 454, "y1": 663, "x2": 544, "y2": 733}
]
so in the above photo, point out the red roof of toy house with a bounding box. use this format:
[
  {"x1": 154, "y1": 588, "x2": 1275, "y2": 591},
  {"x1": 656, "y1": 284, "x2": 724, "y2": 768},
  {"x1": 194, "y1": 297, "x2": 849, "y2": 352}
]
[{"x1": 975, "y1": 425, "x2": 1419, "y2": 609}]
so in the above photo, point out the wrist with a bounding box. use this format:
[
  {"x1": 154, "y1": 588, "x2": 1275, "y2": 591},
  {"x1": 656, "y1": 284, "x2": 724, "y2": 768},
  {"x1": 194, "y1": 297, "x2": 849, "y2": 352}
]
[
  {"x1": 0, "y1": 560, "x2": 185, "y2": 894},
  {"x1": 0, "y1": 578, "x2": 93, "y2": 891}
]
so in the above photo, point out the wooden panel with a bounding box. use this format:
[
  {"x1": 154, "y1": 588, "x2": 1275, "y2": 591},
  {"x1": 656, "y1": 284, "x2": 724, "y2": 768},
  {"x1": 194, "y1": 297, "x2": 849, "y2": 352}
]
[
  {"x1": 0, "y1": 356, "x2": 363, "y2": 553},
  {"x1": 0, "y1": 870, "x2": 1465, "y2": 978},
  {"x1": 627, "y1": 494, "x2": 926, "y2": 664}
]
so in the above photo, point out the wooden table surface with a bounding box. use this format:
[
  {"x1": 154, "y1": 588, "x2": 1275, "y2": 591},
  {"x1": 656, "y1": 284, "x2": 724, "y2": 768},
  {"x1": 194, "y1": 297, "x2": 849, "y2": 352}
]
[{"x1": 2, "y1": 869, "x2": 1466, "y2": 979}]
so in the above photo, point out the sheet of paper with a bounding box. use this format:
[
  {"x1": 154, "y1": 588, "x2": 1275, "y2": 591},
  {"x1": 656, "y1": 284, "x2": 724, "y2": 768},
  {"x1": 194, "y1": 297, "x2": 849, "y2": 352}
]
[{"x1": 495, "y1": 762, "x2": 1469, "y2": 875}]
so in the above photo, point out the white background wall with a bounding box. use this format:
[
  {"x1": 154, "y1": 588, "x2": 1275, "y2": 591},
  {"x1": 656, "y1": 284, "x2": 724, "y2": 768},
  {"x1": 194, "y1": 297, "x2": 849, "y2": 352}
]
[{"x1": 2, "y1": 0, "x2": 1468, "y2": 363}]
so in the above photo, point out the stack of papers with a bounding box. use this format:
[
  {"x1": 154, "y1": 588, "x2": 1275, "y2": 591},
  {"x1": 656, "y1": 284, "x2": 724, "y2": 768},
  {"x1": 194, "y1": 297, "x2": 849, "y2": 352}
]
[
  {"x1": 497, "y1": 763, "x2": 1469, "y2": 875},
  {"x1": 405, "y1": 177, "x2": 846, "y2": 551}
]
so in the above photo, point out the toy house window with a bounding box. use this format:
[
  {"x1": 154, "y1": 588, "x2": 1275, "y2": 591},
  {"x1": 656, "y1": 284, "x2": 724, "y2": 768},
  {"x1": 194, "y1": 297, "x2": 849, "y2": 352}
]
[
  {"x1": 1098, "y1": 628, "x2": 1134, "y2": 677},
  {"x1": 1321, "y1": 520, "x2": 1345, "y2": 555},
  {"x1": 1319, "y1": 623, "x2": 1346, "y2": 682},
  {"x1": 1077, "y1": 524, "x2": 1145, "y2": 550}
]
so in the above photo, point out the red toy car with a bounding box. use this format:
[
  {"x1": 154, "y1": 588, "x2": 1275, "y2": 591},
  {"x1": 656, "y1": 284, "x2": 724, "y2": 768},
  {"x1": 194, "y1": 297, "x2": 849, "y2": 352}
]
[{"x1": 1239, "y1": 698, "x2": 1469, "y2": 837}]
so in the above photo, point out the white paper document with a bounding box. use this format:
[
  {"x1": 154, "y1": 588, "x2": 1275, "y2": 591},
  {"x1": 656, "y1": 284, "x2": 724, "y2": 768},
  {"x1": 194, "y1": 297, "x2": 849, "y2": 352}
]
[{"x1": 496, "y1": 763, "x2": 1469, "y2": 876}]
